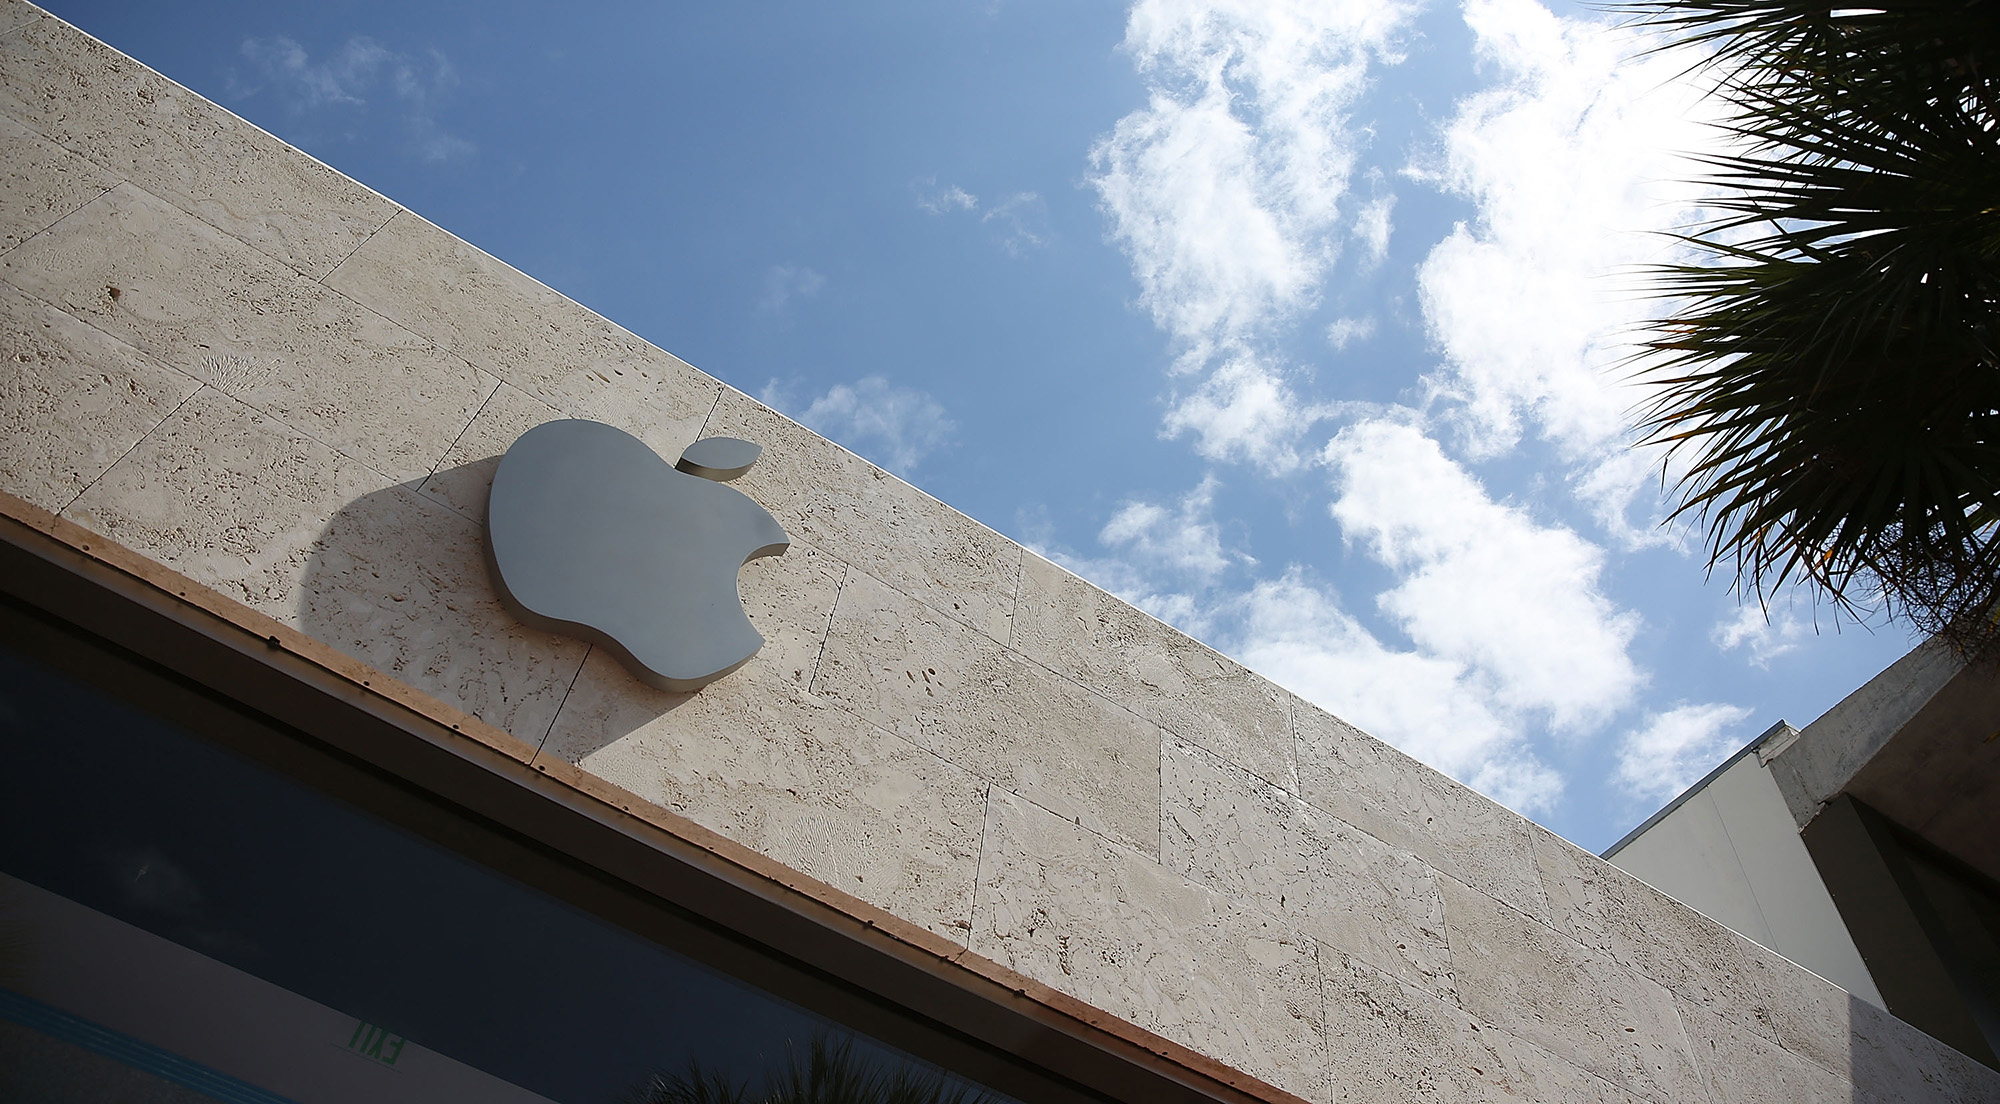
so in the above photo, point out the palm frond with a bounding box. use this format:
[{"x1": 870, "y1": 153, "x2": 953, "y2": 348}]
[{"x1": 1617, "y1": 0, "x2": 2000, "y2": 650}]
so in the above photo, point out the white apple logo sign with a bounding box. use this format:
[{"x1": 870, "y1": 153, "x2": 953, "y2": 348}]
[{"x1": 485, "y1": 419, "x2": 789, "y2": 691}]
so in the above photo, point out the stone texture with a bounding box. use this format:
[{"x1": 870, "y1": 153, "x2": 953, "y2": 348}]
[
  {"x1": 415, "y1": 381, "x2": 561, "y2": 525},
  {"x1": 0, "y1": 280, "x2": 197, "y2": 512},
  {"x1": 1538, "y1": 821, "x2": 1899, "y2": 1086},
  {"x1": 0, "y1": 111, "x2": 117, "y2": 252},
  {"x1": 0, "y1": 1, "x2": 40, "y2": 38},
  {"x1": 1012, "y1": 554, "x2": 1294, "y2": 791},
  {"x1": 1847, "y1": 992, "x2": 2000, "y2": 1104},
  {"x1": 1295, "y1": 700, "x2": 1549, "y2": 921},
  {"x1": 0, "y1": 183, "x2": 492, "y2": 483},
  {"x1": 64, "y1": 386, "x2": 588, "y2": 742},
  {"x1": 1439, "y1": 876, "x2": 1705, "y2": 1104},
  {"x1": 971, "y1": 789, "x2": 1327, "y2": 1100},
  {"x1": 0, "y1": 15, "x2": 397, "y2": 278},
  {"x1": 1320, "y1": 952, "x2": 1649, "y2": 1104},
  {"x1": 812, "y1": 568, "x2": 1159, "y2": 853},
  {"x1": 1532, "y1": 824, "x2": 1726, "y2": 993},
  {"x1": 322, "y1": 211, "x2": 720, "y2": 460},
  {"x1": 1676, "y1": 995, "x2": 1852, "y2": 1104},
  {"x1": 705, "y1": 386, "x2": 1021, "y2": 643},
  {"x1": 1162, "y1": 736, "x2": 1453, "y2": 1002},
  {"x1": 540, "y1": 650, "x2": 985, "y2": 944}
]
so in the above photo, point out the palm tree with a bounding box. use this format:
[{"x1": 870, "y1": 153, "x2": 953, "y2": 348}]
[
  {"x1": 1622, "y1": 1, "x2": 2000, "y2": 651},
  {"x1": 630, "y1": 1036, "x2": 1000, "y2": 1104}
]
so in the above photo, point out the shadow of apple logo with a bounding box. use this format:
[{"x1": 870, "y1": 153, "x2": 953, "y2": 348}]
[{"x1": 485, "y1": 419, "x2": 789, "y2": 692}]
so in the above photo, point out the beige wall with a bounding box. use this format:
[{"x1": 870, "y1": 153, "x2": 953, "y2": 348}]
[
  {"x1": 1, "y1": 3, "x2": 1994, "y2": 1100},
  {"x1": 1608, "y1": 747, "x2": 1884, "y2": 1009}
]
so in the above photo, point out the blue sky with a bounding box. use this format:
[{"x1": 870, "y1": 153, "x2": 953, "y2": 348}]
[{"x1": 41, "y1": 0, "x2": 1921, "y2": 851}]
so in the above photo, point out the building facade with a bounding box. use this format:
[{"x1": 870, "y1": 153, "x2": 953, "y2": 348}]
[
  {"x1": 1, "y1": 3, "x2": 1994, "y2": 1100},
  {"x1": 1610, "y1": 643, "x2": 2000, "y2": 1075}
]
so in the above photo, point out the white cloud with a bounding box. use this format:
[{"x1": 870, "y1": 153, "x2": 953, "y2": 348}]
[
  {"x1": 235, "y1": 35, "x2": 473, "y2": 161},
  {"x1": 917, "y1": 181, "x2": 980, "y2": 214},
  {"x1": 980, "y1": 192, "x2": 1050, "y2": 255},
  {"x1": 1615, "y1": 702, "x2": 1754, "y2": 802},
  {"x1": 1235, "y1": 570, "x2": 1563, "y2": 814},
  {"x1": 764, "y1": 376, "x2": 954, "y2": 475},
  {"x1": 1326, "y1": 315, "x2": 1375, "y2": 351},
  {"x1": 757, "y1": 263, "x2": 827, "y2": 314},
  {"x1": 1160, "y1": 353, "x2": 1330, "y2": 472},
  {"x1": 1036, "y1": 476, "x2": 1246, "y2": 636},
  {"x1": 1416, "y1": 0, "x2": 1727, "y2": 528},
  {"x1": 1092, "y1": 0, "x2": 1420, "y2": 468},
  {"x1": 1326, "y1": 419, "x2": 1641, "y2": 729},
  {"x1": 1100, "y1": 475, "x2": 1244, "y2": 580},
  {"x1": 1352, "y1": 192, "x2": 1395, "y2": 266},
  {"x1": 1712, "y1": 603, "x2": 1811, "y2": 667}
]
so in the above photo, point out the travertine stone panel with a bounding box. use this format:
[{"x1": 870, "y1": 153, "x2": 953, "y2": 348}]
[
  {"x1": 0, "y1": 112, "x2": 117, "y2": 252},
  {"x1": 0, "y1": 282, "x2": 197, "y2": 512},
  {"x1": 0, "y1": 183, "x2": 492, "y2": 483},
  {"x1": 1536, "y1": 822, "x2": 1910, "y2": 1087},
  {"x1": 1675, "y1": 996, "x2": 1851, "y2": 1104},
  {"x1": 0, "y1": 1, "x2": 40, "y2": 38},
  {"x1": 1320, "y1": 952, "x2": 1648, "y2": 1104},
  {"x1": 1161, "y1": 737, "x2": 1452, "y2": 1001},
  {"x1": 813, "y1": 568, "x2": 1159, "y2": 852},
  {"x1": 65, "y1": 386, "x2": 377, "y2": 611},
  {"x1": 1532, "y1": 825, "x2": 1720, "y2": 992},
  {"x1": 705, "y1": 387, "x2": 1021, "y2": 643},
  {"x1": 1295, "y1": 701, "x2": 1549, "y2": 920},
  {"x1": 323, "y1": 211, "x2": 720, "y2": 458},
  {"x1": 0, "y1": 17, "x2": 397, "y2": 278},
  {"x1": 417, "y1": 380, "x2": 562, "y2": 525},
  {"x1": 541, "y1": 651, "x2": 985, "y2": 943},
  {"x1": 1438, "y1": 876, "x2": 1704, "y2": 1104},
  {"x1": 971, "y1": 789, "x2": 1327, "y2": 1100},
  {"x1": 64, "y1": 386, "x2": 587, "y2": 741},
  {"x1": 1012, "y1": 554, "x2": 1293, "y2": 790},
  {"x1": 1848, "y1": 995, "x2": 2000, "y2": 1104}
]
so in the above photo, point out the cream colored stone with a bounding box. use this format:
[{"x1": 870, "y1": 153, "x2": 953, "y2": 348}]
[
  {"x1": 1012, "y1": 554, "x2": 1293, "y2": 790},
  {"x1": 1533, "y1": 821, "x2": 1879, "y2": 1087},
  {"x1": 1675, "y1": 995, "x2": 1851, "y2": 1104},
  {"x1": 322, "y1": 211, "x2": 720, "y2": 458},
  {"x1": 541, "y1": 651, "x2": 985, "y2": 943},
  {"x1": 65, "y1": 386, "x2": 588, "y2": 742},
  {"x1": 1531, "y1": 824, "x2": 1715, "y2": 992},
  {"x1": 0, "y1": 17, "x2": 396, "y2": 278},
  {"x1": 416, "y1": 381, "x2": 561, "y2": 525},
  {"x1": 1295, "y1": 699, "x2": 1550, "y2": 921},
  {"x1": 1847, "y1": 996, "x2": 2000, "y2": 1104},
  {"x1": 1320, "y1": 952, "x2": 1649, "y2": 1104},
  {"x1": 1161, "y1": 737, "x2": 1452, "y2": 1002},
  {"x1": 1438, "y1": 876, "x2": 1704, "y2": 1104},
  {"x1": 970, "y1": 789, "x2": 1328, "y2": 1100},
  {"x1": 0, "y1": 1, "x2": 40, "y2": 38},
  {"x1": 812, "y1": 568, "x2": 1159, "y2": 852},
  {"x1": 0, "y1": 112, "x2": 117, "y2": 252},
  {"x1": 705, "y1": 387, "x2": 1021, "y2": 643},
  {"x1": 0, "y1": 183, "x2": 492, "y2": 483},
  {"x1": 0, "y1": 280, "x2": 197, "y2": 512}
]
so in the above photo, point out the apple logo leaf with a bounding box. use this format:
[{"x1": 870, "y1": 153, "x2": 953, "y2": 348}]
[{"x1": 485, "y1": 419, "x2": 790, "y2": 692}]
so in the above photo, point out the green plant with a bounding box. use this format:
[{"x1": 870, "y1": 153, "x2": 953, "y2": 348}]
[{"x1": 1622, "y1": 1, "x2": 2000, "y2": 651}]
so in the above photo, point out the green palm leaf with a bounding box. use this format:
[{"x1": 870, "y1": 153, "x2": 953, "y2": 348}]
[{"x1": 1617, "y1": 0, "x2": 2000, "y2": 650}]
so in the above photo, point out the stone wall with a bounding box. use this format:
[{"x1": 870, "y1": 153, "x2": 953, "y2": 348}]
[{"x1": 1, "y1": 3, "x2": 1993, "y2": 1100}]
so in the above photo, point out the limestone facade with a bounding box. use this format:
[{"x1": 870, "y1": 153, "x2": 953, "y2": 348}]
[{"x1": 1, "y1": 3, "x2": 1993, "y2": 1100}]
